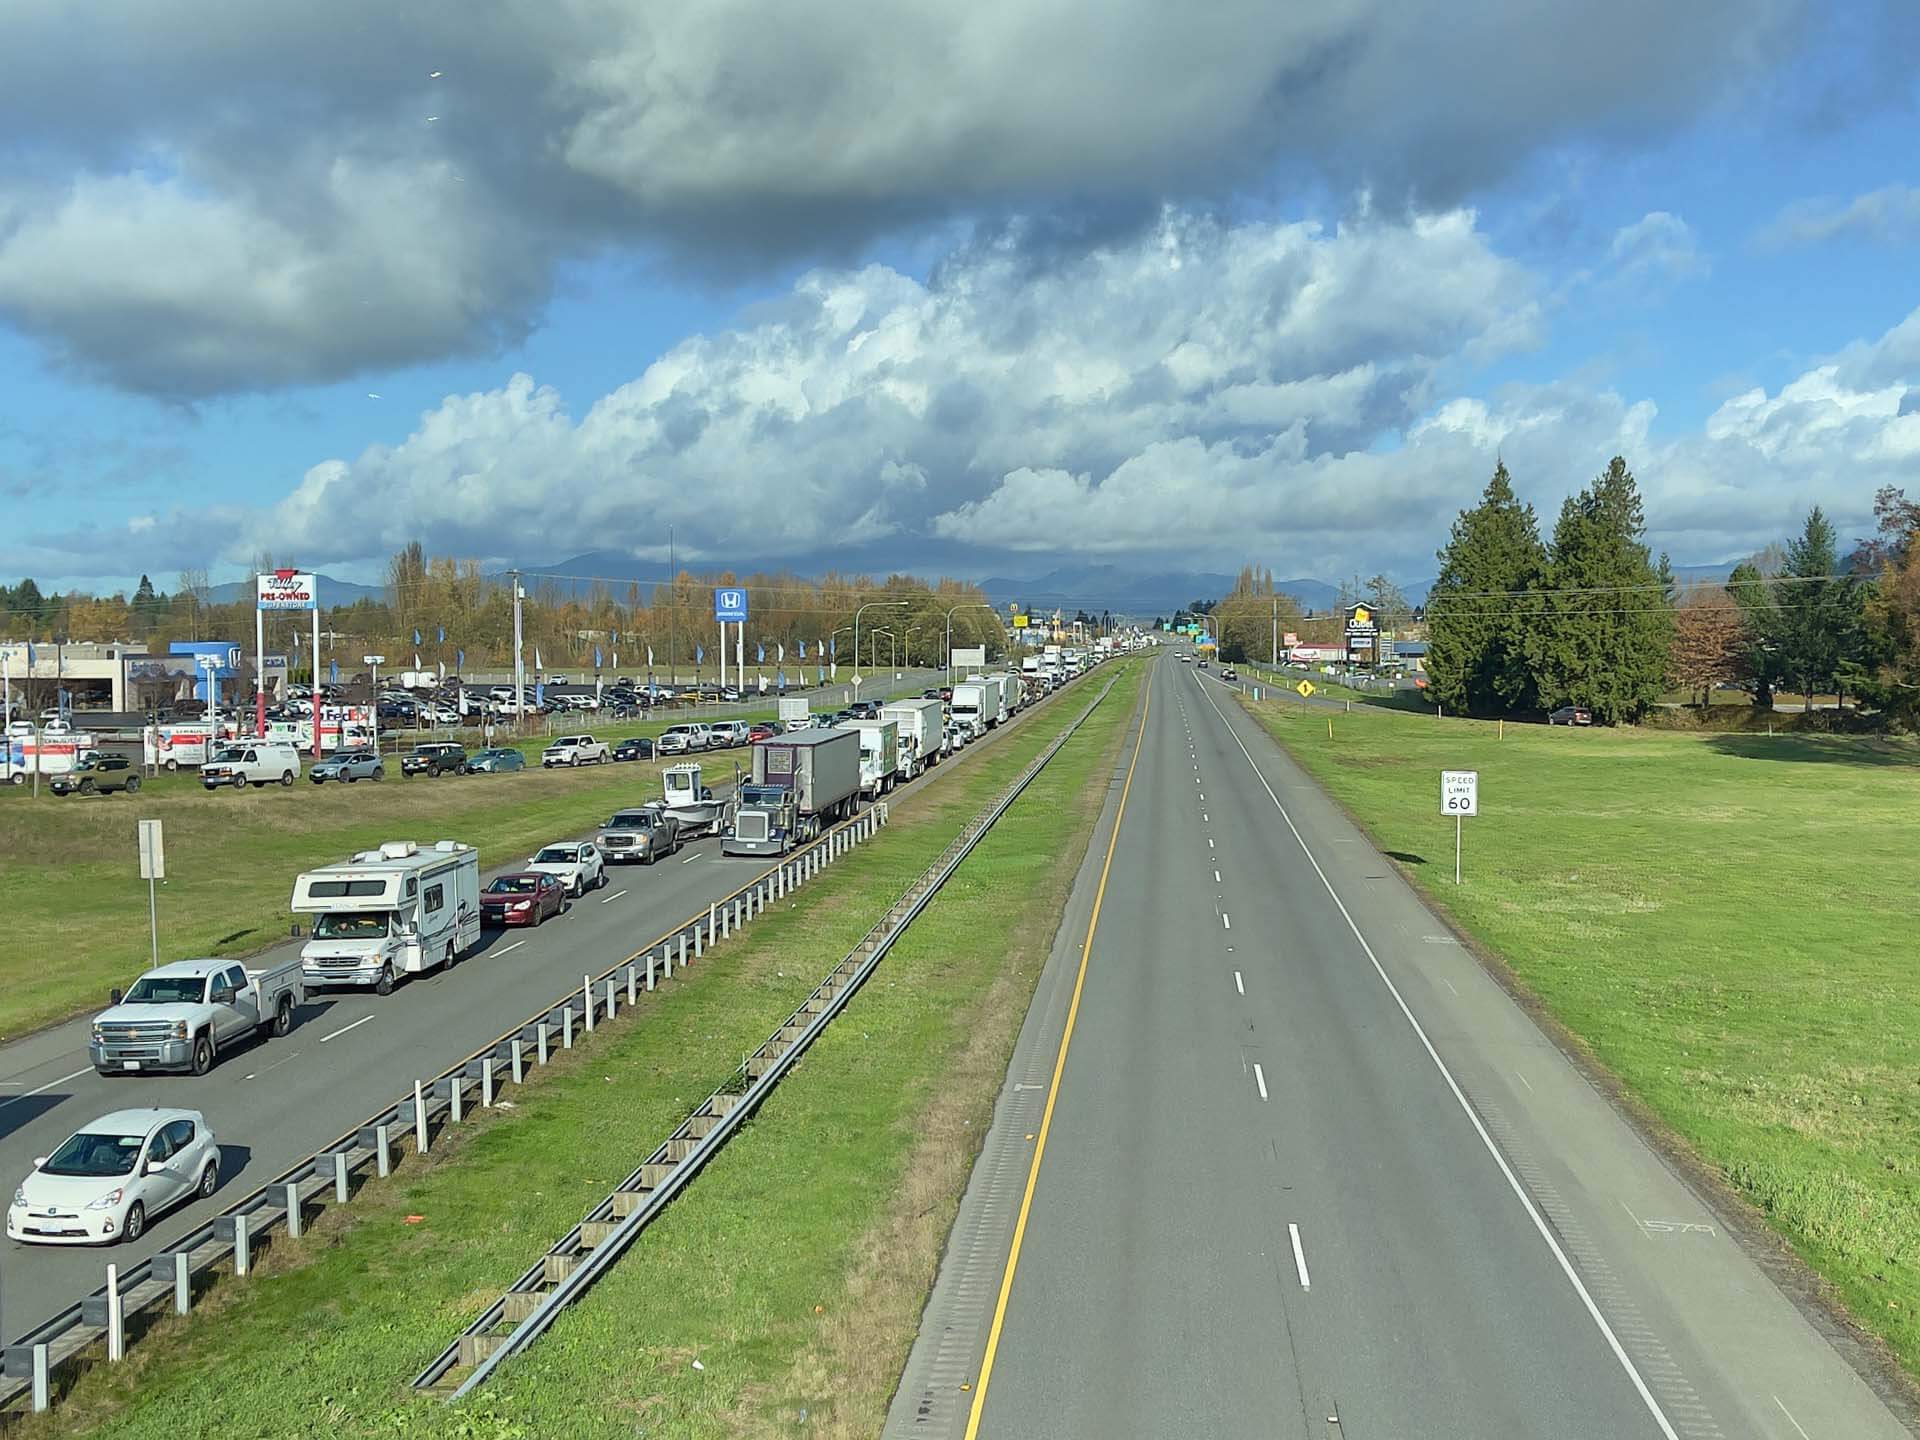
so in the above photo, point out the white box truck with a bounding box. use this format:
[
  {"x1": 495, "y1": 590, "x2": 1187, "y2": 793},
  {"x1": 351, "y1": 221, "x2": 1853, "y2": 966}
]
[
  {"x1": 978, "y1": 674, "x2": 1015, "y2": 726},
  {"x1": 293, "y1": 840, "x2": 482, "y2": 994},
  {"x1": 724, "y1": 728, "x2": 861, "y2": 854},
  {"x1": 949, "y1": 680, "x2": 993, "y2": 739},
  {"x1": 881, "y1": 697, "x2": 943, "y2": 779},
  {"x1": 848, "y1": 717, "x2": 901, "y2": 798}
]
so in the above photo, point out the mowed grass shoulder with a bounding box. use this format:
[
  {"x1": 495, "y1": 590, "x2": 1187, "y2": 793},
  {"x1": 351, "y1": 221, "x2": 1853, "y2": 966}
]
[
  {"x1": 34, "y1": 665, "x2": 1138, "y2": 1440},
  {"x1": 1241, "y1": 697, "x2": 1920, "y2": 1372},
  {"x1": 0, "y1": 721, "x2": 756, "y2": 1039}
]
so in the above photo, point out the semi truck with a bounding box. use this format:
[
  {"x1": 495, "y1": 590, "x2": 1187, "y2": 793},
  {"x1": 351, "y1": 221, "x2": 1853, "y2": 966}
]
[
  {"x1": 723, "y1": 727, "x2": 860, "y2": 855},
  {"x1": 881, "y1": 697, "x2": 944, "y2": 779},
  {"x1": 949, "y1": 680, "x2": 993, "y2": 739},
  {"x1": 292, "y1": 840, "x2": 482, "y2": 995},
  {"x1": 848, "y1": 717, "x2": 901, "y2": 798}
]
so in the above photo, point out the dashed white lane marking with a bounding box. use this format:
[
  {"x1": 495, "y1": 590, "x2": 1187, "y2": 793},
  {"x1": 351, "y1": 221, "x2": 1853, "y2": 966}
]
[
  {"x1": 600, "y1": 888, "x2": 628, "y2": 903},
  {"x1": 1208, "y1": 837, "x2": 1215, "y2": 849},
  {"x1": 1214, "y1": 869, "x2": 1222, "y2": 883},
  {"x1": 1441, "y1": 977, "x2": 1460, "y2": 996},
  {"x1": 1515, "y1": 1070, "x2": 1534, "y2": 1094},
  {"x1": 1289, "y1": 1223, "x2": 1311, "y2": 1290},
  {"x1": 681, "y1": 852, "x2": 701, "y2": 864},
  {"x1": 318, "y1": 1014, "x2": 375, "y2": 1043},
  {"x1": 1222, "y1": 913, "x2": 1231, "y2": 931},
  {"x1": 495, "y1": 939, "x2": 527, "y2": 955},
  {"x1": 1253, "y1": 1062, "x2": 1269, "y2": 1100},
  {"x1": 1234, "y1": 970, "x2": 1244, "y2": 995},
  {"x1": 0, "y1": 1067, "x2": 92, "y2": 1106}
]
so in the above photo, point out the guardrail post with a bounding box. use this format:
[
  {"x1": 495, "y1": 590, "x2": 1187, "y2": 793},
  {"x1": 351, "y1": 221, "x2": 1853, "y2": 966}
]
[
  {"x1": 776, "y1": 864, "x2": 785, "y2": 899},
  {"x1": 449, "y1": 1076, "x2": 464, "y2": 1124},
  {"x1": 646, "y1": 951, "x2": 656, "y2": 991},
  {"x1": 708, "y1": 901, "x2": 717, "y2": 941},
  {"x1": 583, "y1": 975, "x2": 596, "y2": 1033},
  {"x1": 482, "y1": 1056, "x2": 496, "y2": 1107},
  {"x1": 626, "y1": 963, "x2": 637, "y2": 1006},
  {"x1": 605, "y1": 977, "x2": 617, "y2": 1020},
  {"x1": 721, "y1": 902, "x2": 731, "y2": 939},
  {"x1": 538, "y1": 1022, "x2": 550, "y2": 1065},
  {"x1": 376, "y1": 1123, "x2": 393, "y2": 1177},
  {"x1": 512, "y1": 1038, "x2": 525, "y2": 1083},
  {"x1": 231, "y1": 1213, "x2": 251, "y2": 1278},
  {"x1": 562, "y1": 1007, "x2": 574, "y2": 1049},
  {"x1": 31, "y1": 1342, "x2": 48, "y2": 1412},
  {"x1": 678, "y1": 934, "x2": 688, "y2": 970},
  {"x1": 285, "y1": 1181, "x2": 304, "y2": 1238},
  {"x1": 174, "y1": 1249, "x2": 191, "y2": 1314},
  {"x1": 333, "y1": 1150, "x2": 350, "y2": 1203},
  {"x1": 694, "y1": 924, "x2": 704, "y2": 959},
  {"x1": 415, "y1": 1080, "x2": 429, "y2": 1153},
  {"x1": 105, "y1": 1262, "x2": 124, "y2": 1361}
]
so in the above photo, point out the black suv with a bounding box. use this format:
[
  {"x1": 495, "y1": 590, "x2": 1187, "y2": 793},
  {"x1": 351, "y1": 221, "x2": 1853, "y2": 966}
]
[
  {"x1": 401, "y1": 742, "x2": 469, "y2": 776},
  {"x1": 50, "y1": 752, "x2": 140, "y2": 795}
]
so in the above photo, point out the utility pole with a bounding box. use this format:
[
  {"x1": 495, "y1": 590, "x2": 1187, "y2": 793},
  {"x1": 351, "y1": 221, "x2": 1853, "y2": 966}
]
[
  {"x1": 667, "y1": 524, "x2": 676, "y2": 690},
  {"x1": 510, "y1": 570, "x2": 526, "y2": 726},
  {"x1": 1272, "y1": 595, "x2": 1278, "y2": 667}
]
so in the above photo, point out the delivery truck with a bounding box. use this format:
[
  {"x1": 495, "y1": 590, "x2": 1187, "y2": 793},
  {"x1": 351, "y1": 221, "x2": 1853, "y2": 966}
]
[
  {"x1": 292, "y1": 840, "x2": 482, "y2": 994},
  {"x1": 949, "y1": 680, "x2": 993, "y2": 739},
  {"x1": 723, "y1": 727, "x2": 860, "y2": 855},
  {"x1": 881, "y1": 697, "x2": 943, "y2": 780}
]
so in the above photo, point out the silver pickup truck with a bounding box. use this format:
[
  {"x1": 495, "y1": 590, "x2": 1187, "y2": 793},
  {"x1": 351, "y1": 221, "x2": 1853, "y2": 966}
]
[{"x1": 90, "y1": 956, "x2": 304, "y2": 1076}]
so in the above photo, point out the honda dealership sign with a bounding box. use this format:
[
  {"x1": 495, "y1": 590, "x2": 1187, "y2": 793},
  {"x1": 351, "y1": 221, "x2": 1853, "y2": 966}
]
[{"x1": 257, "y1": 570, "x2": 318, "y2": 610}]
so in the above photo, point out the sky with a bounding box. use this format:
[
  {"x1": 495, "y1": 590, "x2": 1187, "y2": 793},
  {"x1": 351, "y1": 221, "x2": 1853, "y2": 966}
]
[{"x1": 4, "y1": 1, "x2": 1920, "y2": 600}]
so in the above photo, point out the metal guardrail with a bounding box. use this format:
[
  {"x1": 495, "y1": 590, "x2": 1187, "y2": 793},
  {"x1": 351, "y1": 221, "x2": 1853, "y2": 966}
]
[
  {"x1": 414, "y1": 671, "x2": 1122, "y2": 1397},
  {"x1": 0, "y1": 664, "x2": 1103, "y2": 1419}
]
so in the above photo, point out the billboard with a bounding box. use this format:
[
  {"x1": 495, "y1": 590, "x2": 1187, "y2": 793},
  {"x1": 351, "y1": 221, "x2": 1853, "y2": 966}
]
[
  {"x1": 257, "y1": 570, "x2": 318, "y2": 610},
  {"x1": 124, "y1": 655, "x2": 204, "y2": 684},
  {"x1": 714, "y1": 587, "x2": 748, "y2": 623},
  {"x1": 950, "y1": 646, "x2": 987, "y2": 669}
]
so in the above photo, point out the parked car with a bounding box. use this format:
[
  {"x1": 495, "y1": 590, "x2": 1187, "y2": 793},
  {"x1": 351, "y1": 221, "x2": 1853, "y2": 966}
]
[
  {"x1": 401, "y1": 742, "x2": 469, "y2": 776},
  {"x1": 310, "y1": 749, "x2": 384, "y2": 784},
  {"x1": 466, "y1": 747, "x2": 527, "y2": 774},
  {"x1": 524, "y1": 841, "x2": 606, "y2": 896},
  {"x1": 202, "y1": 742, "x2": 303, "y2": 789},
  {"x1": 50, "y1": 752, "x2": 141, "y2": 796},
  {"x1": 596, "y1": 805, "x2": 681, "y2": 864},
  {"x1": 1548, "y1": 706, "x2": 1594, "y2": 726},
  {"x1": 7, "y1": 1108, "x2": 219, "y2": 1245},
  {"x1": 479, "y1": 872, "x2": 566, "y2": 927},
  {"x1": 542, "y1": 734, "x2": 611, "y2": 767}
]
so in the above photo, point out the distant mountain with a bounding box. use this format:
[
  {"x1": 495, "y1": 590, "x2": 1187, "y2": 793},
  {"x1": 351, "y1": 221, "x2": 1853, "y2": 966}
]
[
  {"x1": 207, "y1": 573, "x2": 386, "y2": 606},
  {"x1": 975, "y1": 564, "x2": 1241, "y2": 618}
]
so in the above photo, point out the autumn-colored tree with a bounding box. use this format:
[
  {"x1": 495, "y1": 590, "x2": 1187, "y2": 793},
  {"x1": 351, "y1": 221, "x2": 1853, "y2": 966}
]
[{"x1": 1668, "y1": 585, "x2": 1744, "y2": 706}]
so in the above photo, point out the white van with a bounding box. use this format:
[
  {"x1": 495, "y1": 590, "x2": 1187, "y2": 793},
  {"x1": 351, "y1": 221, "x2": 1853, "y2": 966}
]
[{"x1": 201, "y1": 741, "x2": 303, "y2": 789}]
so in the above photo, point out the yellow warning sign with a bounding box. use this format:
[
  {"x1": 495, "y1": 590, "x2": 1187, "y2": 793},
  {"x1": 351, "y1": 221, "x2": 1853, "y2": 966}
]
[
  {"x1": 1296, "y1": 680, "x2": 1316, "y2": 697},
  {"x1": 1012, "y1": 613, "x2": 1029, "y2": 628}
]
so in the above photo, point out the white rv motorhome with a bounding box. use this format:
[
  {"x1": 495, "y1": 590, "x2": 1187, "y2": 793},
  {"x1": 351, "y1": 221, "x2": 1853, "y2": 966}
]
[{"x1": 293, "y1": 840, "x2": 482, "y2": 994}]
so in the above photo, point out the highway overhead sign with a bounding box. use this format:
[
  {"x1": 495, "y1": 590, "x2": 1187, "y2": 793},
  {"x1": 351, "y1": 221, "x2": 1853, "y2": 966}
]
[
  {"x1": 1441, "y1": 770, "x2": 1478, "y2": 816},
  {"x1": 1296, "y1": 680, "x2": 1316, "y2": 697}
]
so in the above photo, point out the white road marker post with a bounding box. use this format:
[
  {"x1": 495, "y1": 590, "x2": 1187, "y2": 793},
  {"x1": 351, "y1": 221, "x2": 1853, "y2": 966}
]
[{"x1": 1441, "y1": 769, "x2": 1478, "y2": 885}]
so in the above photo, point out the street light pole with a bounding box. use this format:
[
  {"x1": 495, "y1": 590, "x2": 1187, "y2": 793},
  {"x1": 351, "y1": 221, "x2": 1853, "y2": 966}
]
[
  {"x1": 852, "y1": 600, "x2": 908, "y2": 696},
  {"x1": 364, "y1": 655, "x2": 387, "y2": 754},
  {"x1": 943, "y1": 603, "x2": 994, "y2": 684}
]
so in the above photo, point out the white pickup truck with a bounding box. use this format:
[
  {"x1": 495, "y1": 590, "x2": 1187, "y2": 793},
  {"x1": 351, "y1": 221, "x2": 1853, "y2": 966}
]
[
  {"x1": 541, "y1": 734, "x2": 610, "y2": 767},
  {"x1": 89, "y1": 956, "x2": 303, "y2": 1076}
]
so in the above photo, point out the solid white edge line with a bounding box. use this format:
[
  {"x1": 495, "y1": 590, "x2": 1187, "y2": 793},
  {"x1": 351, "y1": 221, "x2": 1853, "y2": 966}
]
[
  {"x1": 1253, "y1": 1062, "x2": 1268, "y2": 1100},
  {"x1": 0, "y1": 1065, "x2": 92, "y2": 1108},
  {"x1": 317, "y1": 1013, "x2": 375, "y2": 1044},
  {"x1": 1289, "y1": 1222, "x2": 1311, "y2": 1290},
  {"x1": 1195, "y1": 679, "x2": 1681, "y2": 1440}
]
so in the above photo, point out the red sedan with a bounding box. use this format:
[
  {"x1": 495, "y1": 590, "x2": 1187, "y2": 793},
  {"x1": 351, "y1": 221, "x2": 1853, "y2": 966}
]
[
  {"x1": 748, "y1": 722, "x2": 777, "y2": 742},
  {"x1": 480, "y1": 872, "x2": 566, "y2": 927}
]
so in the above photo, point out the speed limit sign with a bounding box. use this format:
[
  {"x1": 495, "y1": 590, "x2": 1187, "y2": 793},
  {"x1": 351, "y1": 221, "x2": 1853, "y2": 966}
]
[{"x1": 1441, "y1": 770, "x2": 1478, "y2": 816}]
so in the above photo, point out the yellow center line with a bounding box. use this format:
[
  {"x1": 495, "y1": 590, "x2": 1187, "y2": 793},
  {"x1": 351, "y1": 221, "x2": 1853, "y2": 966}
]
[{"x1": 963, "y1": 661, "x2": 1155, "y2": 1437}]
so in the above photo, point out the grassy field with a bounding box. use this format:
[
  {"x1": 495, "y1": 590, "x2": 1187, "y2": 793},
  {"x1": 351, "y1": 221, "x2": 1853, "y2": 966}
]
[
  {"x1": 28, "y1": 663, "x2": 1138, "y2": 1440},
  {"x1": 1239, "y1": 695, "x2": 1920, "y2": 1373}
]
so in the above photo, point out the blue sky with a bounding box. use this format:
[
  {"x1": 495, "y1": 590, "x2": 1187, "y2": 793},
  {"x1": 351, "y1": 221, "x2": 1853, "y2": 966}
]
[{"x1": 3, "y1": 1, "x2": 1918, "y2": 597}]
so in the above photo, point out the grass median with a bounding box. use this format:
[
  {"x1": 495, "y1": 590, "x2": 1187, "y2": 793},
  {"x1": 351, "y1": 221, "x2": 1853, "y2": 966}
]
[
  {"x1": 1238, "y1": 695, "x2": 1920, "y2": 1376},
  {"x1": 32, "y1": 662, "x2": 1138, "y2": 1440}
]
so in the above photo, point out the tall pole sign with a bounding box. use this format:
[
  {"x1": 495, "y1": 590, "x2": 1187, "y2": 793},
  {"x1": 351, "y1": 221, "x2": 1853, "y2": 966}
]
[
  {"x1": 256, "y1": 570, "x2": 318, "y2": 740},
  {"x1": 714, "y1": 587, "x2": 748, "y2": 697}
]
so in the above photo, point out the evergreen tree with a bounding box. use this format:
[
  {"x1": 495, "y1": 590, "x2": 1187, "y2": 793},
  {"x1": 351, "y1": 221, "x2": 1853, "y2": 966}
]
[
  {"x1": 1775, "y1": 507, "x2": 1864, "y2": 702},
  {"x1": 1527, "y1": 456, "x2": 1673, "y2": 723},
  {"x1": 1425, "y1": 463, "x2": 1545, "y2": 714}
]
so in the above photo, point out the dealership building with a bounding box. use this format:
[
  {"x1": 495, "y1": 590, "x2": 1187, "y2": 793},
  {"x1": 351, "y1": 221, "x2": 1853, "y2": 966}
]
[{"x1": 0, "y1": 641, "x2": 287, "y2": 716}]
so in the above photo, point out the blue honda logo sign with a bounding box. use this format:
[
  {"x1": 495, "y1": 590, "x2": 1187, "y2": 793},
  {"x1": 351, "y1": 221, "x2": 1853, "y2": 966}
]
[{"x1": 714, "y1": 588, "x2": 748, "y2": 622}]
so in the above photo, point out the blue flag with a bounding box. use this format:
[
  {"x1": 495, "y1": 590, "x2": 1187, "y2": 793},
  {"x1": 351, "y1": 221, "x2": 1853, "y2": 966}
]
[
  {"x1": 756, "y1": 643, "x2": 765, "y2": 663},
  {"x1": 456, "y1": 649, "x2": 464, "y2": 670},
  {"x1": 437, "y1": 625, "x2": 445, "y2": 645},
  {"x1": 696, "y1": 645, "x2": 705, "y2": 665},
  {"x1": 329, "y1": 659, "x2": 339, "y2": 685},
  {"x1": 816, "y1": 664, "x2": 825, "y2": 684},
  {"x1": 595, "y1": 646, "x2": 603, "y2": 669},
  {"x1": 612, "y1": 629, "x2": 620, "y2": 645},
  {"x1": 797, "y1": 639, "x2": 806, "y2": 659},
  {"x1": 830, "y1": 637, "x2": 837, "y2": 657},
  {"x1": 535, "y1": 680, "x2": 545, "y2": 706},
  {"x1": 25, "y1": 642, "x2": 35, "y2": 668},
  {"x1": 778, "y1": 669, "x2": 786, "y2": 690}
]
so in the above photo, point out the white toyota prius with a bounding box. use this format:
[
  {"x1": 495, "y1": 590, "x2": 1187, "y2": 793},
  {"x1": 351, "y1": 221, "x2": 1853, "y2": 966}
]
[{"x1": 8, "y1": 1108, "x2": 219, "y2": 1246}]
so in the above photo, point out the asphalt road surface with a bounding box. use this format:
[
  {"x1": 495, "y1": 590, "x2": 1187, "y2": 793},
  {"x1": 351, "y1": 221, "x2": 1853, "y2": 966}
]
[
  {"x1": 0, "y1": 667, "x2": 1058, "y2": 1343},
  {"x1": 895, "y1": 655, "x2": 1911, "y2": 1439}
]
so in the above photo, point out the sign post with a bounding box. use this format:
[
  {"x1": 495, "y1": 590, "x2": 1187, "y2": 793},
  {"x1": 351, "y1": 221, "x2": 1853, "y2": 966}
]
[
  {"x1": 363, "y1": 655, "x2": 386, "y2": 754},
  {"x1": 137, "y1": 819, "x2": 165, "y2": 970},
  {"x1": 714, "y1": 588, "x2": 747, "y2": 698},
  {"x1": 257, "y1": 570, "x2": 318, "y2": 740},
  {"x1": 1440, "y1": 770, "x2": 1478, "y2": 884}
]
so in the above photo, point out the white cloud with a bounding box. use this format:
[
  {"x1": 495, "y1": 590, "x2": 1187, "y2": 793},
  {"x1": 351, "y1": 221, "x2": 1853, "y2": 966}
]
[
  {"x1": 1757, "y1": 184, "x2": 1920, "y2": 249},
  {"x1": 1605, "y1": 211, "x2": 1708, "y2": 283}
]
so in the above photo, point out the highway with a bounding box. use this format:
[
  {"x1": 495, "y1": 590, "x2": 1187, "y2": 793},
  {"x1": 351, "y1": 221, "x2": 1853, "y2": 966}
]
[
  {"x1": 0, "y1": 666, "x2": 1030, "y2": 1343},
  {"x1": 893, "y1": 655, "x2": 1911, "y2": 1439}
]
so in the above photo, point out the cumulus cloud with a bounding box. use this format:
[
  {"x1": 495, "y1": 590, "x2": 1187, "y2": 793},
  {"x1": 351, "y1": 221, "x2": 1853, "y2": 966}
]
[
  {"x1": 1606, "y1": 211, "x2": 1709, "y2": 284},
  {"x1": 1757, "y1": 184, "x2": 1920, "y2": 249},
  {"x1": 0, "y1": 0, "x2": 1812, "y2": 395}
]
